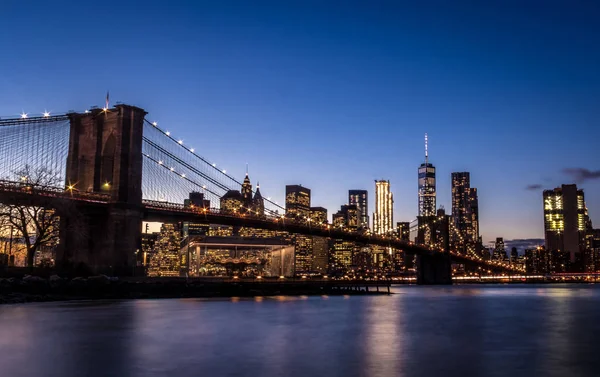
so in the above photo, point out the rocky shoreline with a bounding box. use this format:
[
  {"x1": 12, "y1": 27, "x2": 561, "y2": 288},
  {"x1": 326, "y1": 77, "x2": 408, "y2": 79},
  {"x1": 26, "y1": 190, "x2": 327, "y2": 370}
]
[{"x1": 0, "y1": 275, "x2": 390, "y2": 304}]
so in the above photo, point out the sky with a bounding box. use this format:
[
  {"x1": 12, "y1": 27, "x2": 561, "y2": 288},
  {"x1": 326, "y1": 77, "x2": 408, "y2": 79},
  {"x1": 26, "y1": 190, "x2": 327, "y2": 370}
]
[{"x1": 1, "y1": 0, "x2": 599, "y2": 243}]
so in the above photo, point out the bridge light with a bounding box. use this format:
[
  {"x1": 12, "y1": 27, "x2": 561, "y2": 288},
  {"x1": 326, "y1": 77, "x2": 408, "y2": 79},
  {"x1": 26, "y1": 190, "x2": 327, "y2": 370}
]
[
  {"x1": 104, "y1": 182, "x2": 110, "y2": 188},
  {"x1": 84, "y1": 110, "x2": 90, "y2": 113},
  {"x1": 67, "y1": 185, "x2": 74, "y2": 191},
  {"x1": 20, "y1": 112, "x2": 28, "y2": 119},
  {"x1": 190, "y1": 148, "x2": 194, "y2": 152},
  {"x1": 170, "y1": 167, "x2": 174, "y2": 171},
  {"x1": 181, "y1": 173, "x2": 186, "y2": 178},
  {"x1": 212, "y1": 163, "x2": 216, "y2": 167},
  {"x1": 202, "y1": 185, "x2": 206, "y2": 189},
  {"x1": 165, "y1": 131, "x2": 170, "y2": 136},
  {"x1": 20, "y1": 176, "x2": 27, "y2": 181},
  {"x1": 222, "y1": 170, "x2": 226, "y2": 173},
  {"x1": 178, "y1": 140, "x2": 183, "y2": 144},
  {"x1": 158, "y1": 160, "x2": 163, "y2": 165},
  {"x1": 43, "y1": 111, "x2": 50, "y2": 117},
  {"x1": 152, "y1": 121, "x2": 158, "y2": 126}
]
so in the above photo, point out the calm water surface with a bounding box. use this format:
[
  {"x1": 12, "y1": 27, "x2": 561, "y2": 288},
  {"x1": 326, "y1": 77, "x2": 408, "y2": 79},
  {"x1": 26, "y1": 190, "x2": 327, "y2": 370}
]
[{"x1": 1, "y1": 285, "x2": 600, "y2": 377}]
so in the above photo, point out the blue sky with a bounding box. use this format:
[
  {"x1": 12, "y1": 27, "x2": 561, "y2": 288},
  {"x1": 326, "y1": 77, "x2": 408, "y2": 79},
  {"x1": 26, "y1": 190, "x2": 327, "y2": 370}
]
[{"x1": 1, "y1": 0, "x2": 599, "y2": 243}]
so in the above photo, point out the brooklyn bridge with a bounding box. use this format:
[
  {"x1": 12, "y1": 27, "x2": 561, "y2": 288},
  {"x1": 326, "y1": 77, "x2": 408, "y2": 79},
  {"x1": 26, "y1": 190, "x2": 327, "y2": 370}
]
[{"x1": 0, "y1": 104, "x2": 520, "y2": 284}]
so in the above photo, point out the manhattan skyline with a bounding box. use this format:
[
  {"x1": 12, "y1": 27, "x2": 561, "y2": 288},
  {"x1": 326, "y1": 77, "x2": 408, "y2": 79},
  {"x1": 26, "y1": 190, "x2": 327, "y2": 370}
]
[{"x1": 1, "y1": 1, "x2": 599, "y2": 242}]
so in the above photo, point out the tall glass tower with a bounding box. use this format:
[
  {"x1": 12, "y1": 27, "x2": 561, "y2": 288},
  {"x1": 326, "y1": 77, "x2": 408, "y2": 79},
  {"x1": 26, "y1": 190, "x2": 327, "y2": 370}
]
[
  {"x1": 373, "y1": 180, "x2": 393, "y2": 235},
  {"x1": 418, "y1": 133, "x2": 436, "y2": 217}
]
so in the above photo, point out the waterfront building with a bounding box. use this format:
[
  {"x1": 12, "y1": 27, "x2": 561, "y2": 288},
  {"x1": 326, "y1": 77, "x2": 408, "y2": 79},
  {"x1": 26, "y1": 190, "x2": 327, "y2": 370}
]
[{"x1": 543, "y1": 184, "x2": 589, "y2": 267}]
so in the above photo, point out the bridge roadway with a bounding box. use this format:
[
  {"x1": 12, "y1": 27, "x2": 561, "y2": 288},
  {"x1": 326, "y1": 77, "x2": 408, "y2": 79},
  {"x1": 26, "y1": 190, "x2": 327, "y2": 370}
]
[
  {"x1": 142, "y1": 200, "x2": 519, "y2": 273},
  {"x1": 0, "y1": 181, "x2": 520, "y2": 274}
]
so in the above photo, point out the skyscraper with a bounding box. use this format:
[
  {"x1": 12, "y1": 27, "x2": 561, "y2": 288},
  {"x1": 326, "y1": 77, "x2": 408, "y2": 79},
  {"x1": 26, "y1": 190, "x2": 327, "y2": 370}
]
[
  {"x1": 451, "y1": 172, "x2": 480, "y2": 255},
  {"x1": 543, "y1": 184, "x2": 589, "y2": 264},
  {"x1": 418, "y1": 133, "x2": 436, "y2": 217},
  {"x1": 285, "y1": 185, "x2": 311, "y2": 220},
  {"x1": 349, "y1": 190, "x2": 369, "y2": 229},
  {"x1": 373, "y1": 180, "x2": 393, "y2": 235}
]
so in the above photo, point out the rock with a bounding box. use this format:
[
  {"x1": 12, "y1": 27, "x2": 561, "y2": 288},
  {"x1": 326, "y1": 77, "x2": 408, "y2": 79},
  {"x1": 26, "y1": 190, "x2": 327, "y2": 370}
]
[
  {"x1": 49, "y1": 275, "x2": 64, "y2": 287},
  {"x1": 69, "y1": 277, "x2": 88, "y2": 287},
  {"x1": 87, "y1": 275, "x2": 110, "y2": 286},
  {"x1": 22, "y1": 275, "x2": 48, "y2": 286}
]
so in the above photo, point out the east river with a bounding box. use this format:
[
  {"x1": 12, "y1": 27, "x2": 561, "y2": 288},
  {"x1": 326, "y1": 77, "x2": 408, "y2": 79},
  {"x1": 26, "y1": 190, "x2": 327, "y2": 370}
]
[{"x1": 1, "y1": 285, "x2": 599, "y2": 377}]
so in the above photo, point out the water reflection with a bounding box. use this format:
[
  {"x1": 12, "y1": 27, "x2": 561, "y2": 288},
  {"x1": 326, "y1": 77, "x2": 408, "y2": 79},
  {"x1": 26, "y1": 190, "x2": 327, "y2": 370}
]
[{"x1": 1, "y1": 285, "x2": 600, "y2": 377}]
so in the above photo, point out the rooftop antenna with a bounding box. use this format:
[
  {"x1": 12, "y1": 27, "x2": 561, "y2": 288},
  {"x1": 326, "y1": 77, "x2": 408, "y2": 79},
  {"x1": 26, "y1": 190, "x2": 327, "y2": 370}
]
[
  {"x1": 425, "y1": 133, "x2": 429, "y2": 164},
  {"x1": 246, "y1": 163, "x2": 248, "y2": 176}
]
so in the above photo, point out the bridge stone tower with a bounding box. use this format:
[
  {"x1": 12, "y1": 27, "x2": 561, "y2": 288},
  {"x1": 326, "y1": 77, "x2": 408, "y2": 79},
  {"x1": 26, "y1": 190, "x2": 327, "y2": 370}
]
[{"x1": 57, "y1": 105, "x2": 147, "y2": 275}]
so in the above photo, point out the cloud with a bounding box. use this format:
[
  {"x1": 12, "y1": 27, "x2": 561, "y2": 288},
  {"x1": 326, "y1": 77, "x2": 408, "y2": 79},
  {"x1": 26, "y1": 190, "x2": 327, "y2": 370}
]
[
  {"x1": 562, "y1": 168, "x2": 600, "y2": 183},
  {"x1": 525, "y1": 184, "x2": 543, "y2": 190}
]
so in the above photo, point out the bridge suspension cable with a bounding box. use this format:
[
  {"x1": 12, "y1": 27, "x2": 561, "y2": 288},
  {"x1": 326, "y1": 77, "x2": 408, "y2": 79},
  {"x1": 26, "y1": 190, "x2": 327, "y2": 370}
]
[
  {"x1": 0, "y1": 115, "x2": 70, "y2": 186},
  {"x1": 142, "y1": 118, "x2": 285, "y2": 215}
]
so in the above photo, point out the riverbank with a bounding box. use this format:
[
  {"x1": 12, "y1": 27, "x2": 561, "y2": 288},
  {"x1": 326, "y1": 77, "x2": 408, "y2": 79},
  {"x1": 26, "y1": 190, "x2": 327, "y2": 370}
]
[{"x1": 0, "y1": 275, "x2": 390, "y2": 304}]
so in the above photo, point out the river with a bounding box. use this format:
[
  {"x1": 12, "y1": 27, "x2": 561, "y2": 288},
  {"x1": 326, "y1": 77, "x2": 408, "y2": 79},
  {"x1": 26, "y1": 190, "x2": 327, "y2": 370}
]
[{"x1": 1, "y1": 284, "x2": 599, "y2": 377}]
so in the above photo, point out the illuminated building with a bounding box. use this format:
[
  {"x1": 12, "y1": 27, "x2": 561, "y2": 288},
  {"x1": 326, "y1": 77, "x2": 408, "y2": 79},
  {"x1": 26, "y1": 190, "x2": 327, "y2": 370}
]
[
  {"x1": 525, "y1": 247, "x2": 549, "y2": 274},
  {"x1": 510, "y1": 247, "x2": 519, "y2": 264},
  {"x1": 396, "y1": 222, "x2": 410, "y2": 241},
  {"x1": 141, "y1": 232, "x2": 158, "y2": 268},
  {"x1": 147, "y1": 223, "x2": 182, "y2": 277},
  {"x1": 349, "y1": 190, "x2": 369, "y2": 229},
  {"x1": 329, "y1": 239, "x2": 355, "y2": 275},
  {"x1": 418, "y1": 133, "x2": 436, "y2": 217},
  {"x1": 310, "y1": 207, "x2": 328, "y2": 224},
  {"x1": 543, "y1": 184, "x2": 589, "y2": 266},
  {"x1": 493, "y1": 237, "x2": 507, "y2": 261},
  {"x1": 294, "y1": 235, "x2": 313, "y2": 275},
  {"x1": 285, "y1": 185, "x2": 311, "y2": 220},
  {"x1": 451, "y1": 172, "x2": 480, "y2": 256},
  {"x1": 184, "y1": 191, "x2": 211, "y2": 209},
  {"x1": 373, "y1": 180, "x2": 393, "y2": 235},
  {"x1": 311, "y1": 236, "x2": 329, "y2": 274},
  {"x1": 220, "y1": 190, "x2": 243, "y2": 214},
  {"x1": 591, "y1": 229, "x2": 600, "y2": 272},
  {"x1": 332, "y1": 204, "x2": 359, "y2": 231}
]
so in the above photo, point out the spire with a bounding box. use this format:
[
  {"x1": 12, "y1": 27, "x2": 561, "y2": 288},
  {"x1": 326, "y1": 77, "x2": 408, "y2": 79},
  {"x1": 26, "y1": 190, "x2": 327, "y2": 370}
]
[
  {"x1": 246, "y1": 163, "x2": 248, "y2": 176},
  {"x1": 425, "y1": 133, "x2": 428, "y2": 164}
]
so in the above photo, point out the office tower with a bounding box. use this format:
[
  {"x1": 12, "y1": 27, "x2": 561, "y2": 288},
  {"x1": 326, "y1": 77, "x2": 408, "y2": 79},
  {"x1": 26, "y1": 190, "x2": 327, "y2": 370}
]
[
  {"x1": 294, "y1": 235, "x2": 313, "y2": 276},
  {"x1": 373, "y1": 180, "x2": 393, "y2": 235},
  {"x1": 310, "y1": 207, "x2": 328, "y2": 224},
  {"x1": 329, "y1": 239, "x2": 355, "y2": 275},
  {"x1": 451, "y1": 172, "x2": 480, "y2": 255},
  {"x1": 510, "y1": 247, "x2": 519, "y2": 263},
  {"x1": 493, "y1": 237, "x2": 507, "y2": 261},
  {"x1": 396, "y1": 222, "x2": 410, "y2": 241},
  {"x1": 525, "y1": 246, "x2": 550, "y2": 275},
  {"x1": 185, "y1": 191, "x2": 211, "y2": 209},
  {"x1": 418, "y1": 133, "x2": 436, "y2": 217},
  {"x1": 285, "y1": 185, "x2": 311, "y2": 220},
  {"x1": 349, "y1": 190, "x2": 369, "y2": 229},
  {"x1": 311, "y1": 236, "x2": 329, "y2": 274},
  {"x1": 543, "y1": 184, "x2": 589, "y2": 265},
  {"x1": 332, "y1": 205, "x2": 359, "y2": 231}
]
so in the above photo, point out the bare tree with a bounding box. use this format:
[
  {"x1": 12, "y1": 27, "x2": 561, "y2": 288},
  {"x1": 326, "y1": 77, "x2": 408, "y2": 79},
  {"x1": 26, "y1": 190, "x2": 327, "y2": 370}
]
[{"x1": 0, "y1": 165, "x2": 66, "y2": 267}]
